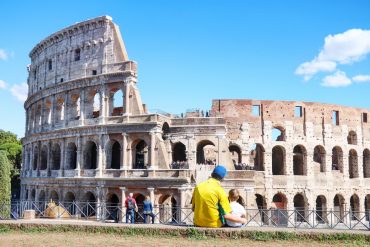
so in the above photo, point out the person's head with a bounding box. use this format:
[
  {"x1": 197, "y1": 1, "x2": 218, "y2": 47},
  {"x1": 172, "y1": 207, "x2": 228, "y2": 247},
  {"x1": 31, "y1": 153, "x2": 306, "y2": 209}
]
[
  {"x1": 211, "y1": 165, "x2": 227, "y2": 181},
  {"x1": 145, "y1": 195, "x2": 150, "y2": 200},
  {"x1": 129, "y1": 193, "x2": 133, "y2": 198},
  {"x1": 228, "y1": 189, "x2": 240, "y2": 202}
]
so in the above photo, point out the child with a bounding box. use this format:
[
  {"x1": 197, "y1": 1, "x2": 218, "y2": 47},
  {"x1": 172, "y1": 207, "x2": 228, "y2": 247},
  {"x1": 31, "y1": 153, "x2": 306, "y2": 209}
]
[{"x1": 226, "y1": 189, "x2": 246, "y2": 227}]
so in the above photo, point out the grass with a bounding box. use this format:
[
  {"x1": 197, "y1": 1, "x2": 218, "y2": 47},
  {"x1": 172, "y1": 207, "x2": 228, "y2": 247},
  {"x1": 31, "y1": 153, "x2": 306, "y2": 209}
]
[{"x1": 0, "y1": 222, "x2": 369, "y2": 246}]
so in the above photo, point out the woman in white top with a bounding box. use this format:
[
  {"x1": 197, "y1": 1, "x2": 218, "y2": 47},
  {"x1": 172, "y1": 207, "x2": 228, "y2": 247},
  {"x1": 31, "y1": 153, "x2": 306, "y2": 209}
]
[{"x1": 226, "y1": 189, "x2": 246, "y2": 227}]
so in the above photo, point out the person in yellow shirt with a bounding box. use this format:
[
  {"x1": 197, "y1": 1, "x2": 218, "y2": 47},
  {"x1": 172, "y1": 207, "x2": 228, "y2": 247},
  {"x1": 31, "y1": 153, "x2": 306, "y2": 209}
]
[{"x1": 192, "y1": 165, "x2": 247, "y2": 227}]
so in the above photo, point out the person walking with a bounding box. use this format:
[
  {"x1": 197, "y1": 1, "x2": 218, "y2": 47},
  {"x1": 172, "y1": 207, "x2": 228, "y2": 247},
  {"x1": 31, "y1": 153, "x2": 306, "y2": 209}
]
[
  {"x1": 143, "y1": 195, "x2": 155, "y2": 224},
  {"x1": 192, "y1": 165, "x2": 247, "y2": 227},
  {"x1": 125, "y1": 193, "x2": 138, "y2": 223}
]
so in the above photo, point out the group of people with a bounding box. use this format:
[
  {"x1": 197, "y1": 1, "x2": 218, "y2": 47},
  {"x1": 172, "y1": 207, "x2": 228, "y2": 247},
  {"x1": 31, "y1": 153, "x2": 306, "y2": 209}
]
[
  {"x1": 170, "y1": 161, "x2": 189, "y2": 169},
  {"x1": 124, "y1": 193, "x2": 155, "y2": 224},
  {"x1": 192, "y1": 165, "x2": 248, "y2": 227},
  {"x1": 234, "y1": 163, "x2": 255, "y2": 170}
]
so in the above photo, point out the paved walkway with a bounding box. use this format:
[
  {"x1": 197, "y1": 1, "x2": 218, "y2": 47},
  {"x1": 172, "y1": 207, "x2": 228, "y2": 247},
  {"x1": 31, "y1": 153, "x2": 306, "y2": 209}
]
[{"x1": 1, "y1": 219, "x2": 370, "y2": 236}]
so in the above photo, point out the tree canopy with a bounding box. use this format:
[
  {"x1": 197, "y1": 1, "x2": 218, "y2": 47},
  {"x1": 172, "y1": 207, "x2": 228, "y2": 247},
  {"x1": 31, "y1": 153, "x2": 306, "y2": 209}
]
[{"x1": 0, "y1": 150, "x2": 11, "y2": 203}]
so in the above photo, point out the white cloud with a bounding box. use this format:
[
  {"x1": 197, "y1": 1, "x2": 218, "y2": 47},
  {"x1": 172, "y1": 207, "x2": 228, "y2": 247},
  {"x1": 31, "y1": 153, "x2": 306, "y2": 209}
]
[
  {"x1": 10, "y1": 83, "x2": 28, "y2": 102},
  {"x1": 321, "y1": 71, "x2": 352, "y2": 87},
  {"x1": 0, "y1": 49, "x2": 8, "y2": 60},
  {"x1": 352, "y1": 74, "x2": 370, "y2": 83},
  {"x1": 0, "y1": 80, "x2": 7, "y2": 89},
  {"x1": 295, "y1": 29, "x2": 370, "y2": 81}
]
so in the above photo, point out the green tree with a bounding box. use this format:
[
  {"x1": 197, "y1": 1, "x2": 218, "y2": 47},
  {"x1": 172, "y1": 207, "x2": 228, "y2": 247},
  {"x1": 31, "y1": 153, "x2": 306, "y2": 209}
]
[
  {"x1": 0, "y1": 151, "x2": 11, "y2": 204},
  {"x1": 0, "y1": 130, "x2": 19, "y2": 146}
]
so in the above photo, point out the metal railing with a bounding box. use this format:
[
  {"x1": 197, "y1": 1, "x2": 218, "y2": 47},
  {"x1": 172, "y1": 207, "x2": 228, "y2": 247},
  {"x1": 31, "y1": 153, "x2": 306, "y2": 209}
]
[{"x1": 1, "y1": 201, "x2": 370, "y2": 230}]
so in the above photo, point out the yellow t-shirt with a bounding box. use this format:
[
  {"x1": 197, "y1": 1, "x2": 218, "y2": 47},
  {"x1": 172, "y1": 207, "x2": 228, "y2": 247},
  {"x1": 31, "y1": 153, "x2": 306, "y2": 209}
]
[{"x1": 192, "y1": 178, "x2": 232, "y2": 227}]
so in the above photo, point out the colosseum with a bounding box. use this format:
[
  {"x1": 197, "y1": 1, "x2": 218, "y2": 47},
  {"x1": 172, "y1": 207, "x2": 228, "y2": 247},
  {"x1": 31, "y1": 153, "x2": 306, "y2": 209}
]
[{"x1": 20, "y1": 16, "x2": 370, "y2": 225}]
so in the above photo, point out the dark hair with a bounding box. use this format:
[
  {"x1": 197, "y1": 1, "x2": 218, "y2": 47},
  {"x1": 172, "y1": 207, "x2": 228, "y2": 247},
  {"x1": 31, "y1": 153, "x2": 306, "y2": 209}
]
[{"x1": 211, "y1": 172, "x2": 223, "y2": 181}]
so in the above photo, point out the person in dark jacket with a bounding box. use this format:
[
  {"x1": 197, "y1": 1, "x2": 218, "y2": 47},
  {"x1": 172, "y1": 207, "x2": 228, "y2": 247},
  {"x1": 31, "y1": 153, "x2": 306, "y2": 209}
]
[{"x1": 143, "y1": 195, "x2": 155, "y2": 224}]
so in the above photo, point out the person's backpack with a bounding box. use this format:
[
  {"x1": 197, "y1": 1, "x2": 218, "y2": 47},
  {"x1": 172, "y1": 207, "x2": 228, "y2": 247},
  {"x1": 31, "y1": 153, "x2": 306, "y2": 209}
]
[{"x1": 127, "y1": 198, "x2": 135, "y2": 210}]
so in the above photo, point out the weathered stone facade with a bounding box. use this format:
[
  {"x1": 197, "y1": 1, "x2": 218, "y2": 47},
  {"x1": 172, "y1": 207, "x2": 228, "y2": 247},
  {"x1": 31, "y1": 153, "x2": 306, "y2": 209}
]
[{"x1": 21, "y1": 16, "x2": 370, "y2": 223}]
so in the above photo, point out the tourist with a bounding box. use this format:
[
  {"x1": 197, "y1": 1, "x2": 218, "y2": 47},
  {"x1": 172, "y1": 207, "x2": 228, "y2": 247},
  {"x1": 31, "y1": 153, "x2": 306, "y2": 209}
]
[
  {"x1": 143, "y1": 195, "x2": 155, "y2": 224},
  {"x1": 226, "y1": 189, "x2": 246, "y2": 227},
  {"x1": 192, "y1": 165, "x2": 247, "y2": 227},
  {"x1": 125, "y1": 193, "x2": 138, "y2": 223}
]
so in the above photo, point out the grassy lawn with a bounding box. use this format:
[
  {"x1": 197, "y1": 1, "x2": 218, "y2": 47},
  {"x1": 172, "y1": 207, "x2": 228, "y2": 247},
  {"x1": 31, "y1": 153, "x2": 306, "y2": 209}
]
[{"x1": 0, "y1": 232, "x2": 367, "y2": 247}]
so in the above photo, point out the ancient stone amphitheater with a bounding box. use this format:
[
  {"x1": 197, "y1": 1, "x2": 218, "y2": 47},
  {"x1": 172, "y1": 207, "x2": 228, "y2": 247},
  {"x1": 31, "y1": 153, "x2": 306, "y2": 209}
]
[{"x1": 21, "y1": 16, "x2": 370, "y2": 224}]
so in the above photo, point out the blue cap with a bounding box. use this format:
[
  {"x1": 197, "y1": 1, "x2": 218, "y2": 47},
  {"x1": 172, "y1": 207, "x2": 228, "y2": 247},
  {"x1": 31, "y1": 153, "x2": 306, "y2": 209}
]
[{"x1": 212, "y1": 165, "x2": 227, "y2": 179}]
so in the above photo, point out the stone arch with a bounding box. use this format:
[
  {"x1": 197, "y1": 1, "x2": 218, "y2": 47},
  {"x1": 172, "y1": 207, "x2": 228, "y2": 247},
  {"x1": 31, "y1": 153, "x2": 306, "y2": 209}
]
[
  {"x1": 44, "y1": 99, "x2": 52, "y2": 125},
  {"x1": 293, "y1": 193, "x2": 307, "y2": 222},
  {"x1": 347, "y1": 130, "x2": 357, "y2": 145},
  {"x1": 81, "y1": 191, "x2": 96, "y2": 217},
  {"x1": 38, "y1": 190, "x2": 46, "y2": 201},
  {"x1": 83, "y1": 141, "x2": 97, "y2": 169},
  {"x1": 252, "y1": 143, "x2": 265, "y2": 171},
  {"x1": 106, "y1": 140, "x2": 121, "y2": 169},
  {"x1": 33, "y1": 146, "x2": 39, "y2": 170},
  {"x1": 196, "y1": 140, "x2": 216, "y2": 165},
  {"x1": 332, "y1": 146, "x2": 343, "y2": 172},
  {"x1": 365, "y1": 195, "x2": 370, "y2": 221},
  {"x1": 110, "y1": 89, "x2": 123, "y2": 116},
  {"x1": 69, "y1": 94, "x2": 81, "y2": 120},
  {"x1": 255, "y1": 194, "x2": 267, "y2": 224},
  {"x1": 162, "y1": 122, "x2": 170, "y2": 141},
  {"x1": 92, "y1": 91, "x2": 101, "y2": 118},
  {"x1": 50, "y1": 190, "x2": 59, "y2": 202},
  {"x1": 64, "y1": 191, "x2": 76, "y2": 215},
  {"x1": 64, "y1": 192, "x2": 76, "y2": 202},
  {"x1": 132, "y1": 139, "x2": 148, "y2": 169},
  {"x1": 272, "y1": 126, "x2": 286, "y2": 141},
  {"x1": 31, "y1": 189, "x2": 36, "y2": 200},
  {"x1": 272, "y1": 193, "x2": 287, "y2": 209},
  {"x1": 106, "y1": 193, "x2": 120, "y2": 221},
  {"x1": 316, "y1": 195, "x2": 327, "y2": 223},
  {"x1": 51, "y1": 143, "x2": 61, "y2": 170},
  {"x1": 349, "y1": 149, "x2": 359, "y2": 178},
  {"x1": 55, "y1": 97, "x2": 65, "y2": 123},
  {"x1": 293, "y1": 145, "x2": 307, "y2": 176},
  {"x1": 229, "y1": 144, "x2": 242, "y2": 166},
  {"x1": 313, "y1": 145, "x2": 326, "y2": 173},
  {"x1": 159, "y1": 194, "x2": 178, "y2": 223},
  {"x1": 333, "y1": 194, "x2": 345, "y2": 221},
  {"x1": 272, "y1": 145, "x2": 286, "y2": 175},
  {"x1": 350, "y1": 194, "x2": 360, "y2": 220},
  {"x1": 40, "y1": 145, "x2": 48, "y2": 170},
  {"x1": 172, "y1": 142, "x2": 187, "y2": 162},
  {"x1": 363, "y1": 149, "x2": 370, "y2": 178},
  {"x1": 66, "y1": 142, "x2": 77, "y2": 170}
]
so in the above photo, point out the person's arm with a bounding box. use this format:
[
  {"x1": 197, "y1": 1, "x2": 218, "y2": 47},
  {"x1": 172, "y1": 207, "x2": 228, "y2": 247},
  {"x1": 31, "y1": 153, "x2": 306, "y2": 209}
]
[{"x1": 224, "y1": 214, "x2": 247, "y2": 224}]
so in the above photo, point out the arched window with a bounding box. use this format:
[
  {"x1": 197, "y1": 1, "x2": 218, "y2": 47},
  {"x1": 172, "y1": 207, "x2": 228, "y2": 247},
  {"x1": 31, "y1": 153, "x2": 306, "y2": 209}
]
[
  {"x1": 55, "y1": 98, "x2": 65, "y2": 123},
  {"x1": 293, "y1": 145, "x2": 307, "y2": 175},
  {"x1": 252, "y1": 144, "x2": 265, "y2": 171},
  {"x1": 172, "y1": 142, "x2": 187, "y2": 162},
  {"x1": 332, "y1": 146, "x2": 343, "y2": 172},
  {"x1": 316, "y1": 195, "x2": 327, "y2": 223},
  {"x1": 111, "y1": 90, "x2": 123, "y2": 116},
  {"x1": 50, "y1": 190, "x2": 59, "y2": 202},
  {"x1": 334, "y1": 194, "x2": 345, "y2": 221},
  {"x1": 272, "y1": 146, "x2": 285, "y2": 175},
  {"x1": 33, "y1": 146, "x2": 39, "y2": 170},
  {"x1": 196, "y1": 140, "x2": 216, "y2": 165},
  {"x1": 82, "y1": 192, "x2": 96, "y2": 218},
  {"x1": 350, "y1": 194, "x2": 360, "y2": 220},
  {"x1": 51, "y1": 143, "x2": 61, "y2": 170},
  {"x1": 111, "y1": 141, "x2": 121, "y2": 169},
  {"x1": 272, "y1": 127, "x2": 285, "y2": 141},
  {"x1": 133, "y1": 140, "x2": 148, "y2": 169},
  {"x1": 349, "y1": 149, "x2": 358, "y2": 178},
  {"x1": 293, "y1": 194, "x2": 306, "y2": 222},
  {"x1": 347, "y1": 131, "x2": 357, "y2": 145},
  {"x1": 40, "y1": 145, "x2": 48, "y2": 170},
  {"x1": 66, "y1": 143, "x2": 77, "y2": 170},
  {"x1": 162, "y1": 122, "x2": 170, "y2": 140},
  {"x1": 84, "y1": 141, "x2": 97, "y2": 169},
  {"x1": 313, "y1": 145, "x2": 326, "y2": 172},
  {"x1": 93, "y1": 93, "x2": 100, "y2": 118},
  {"x1": 69, "y1": 94, "x2": 81, "y2": 120},
  {"x1": 363, "y1": 149, "x2": 370, "y2": 178},
  {"x1": 229, "y1": 145, "x2": 241, "y2": 167}
]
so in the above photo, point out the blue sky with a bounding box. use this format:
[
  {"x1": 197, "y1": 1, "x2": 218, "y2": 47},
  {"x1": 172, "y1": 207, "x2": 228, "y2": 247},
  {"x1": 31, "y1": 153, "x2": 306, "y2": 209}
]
[{"x1": 1, "y1": 0, "x2": 370, "y2": 138}]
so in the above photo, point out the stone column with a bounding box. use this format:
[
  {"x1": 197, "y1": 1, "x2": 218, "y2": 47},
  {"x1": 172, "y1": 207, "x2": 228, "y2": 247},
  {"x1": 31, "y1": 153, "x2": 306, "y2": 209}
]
[
  {"x1": 47, "y1": 141, "x2": 52, "y2": 176},
  {"x1": 147, "y1": 187, "x2": 158, "y2": 223},
  {"x1": 96, "y1": 134, "x2": 104, "y2": 177},
  {"x1": 244, "y1": 187, "x2": 255, "y2": 222},
  {"x1": 76, "y1": 136, "x2": 82, "y2": 177},
  {"x1": 178, "y1": 187, "x2": 187, "y2": 224},
  {"x1": 60, "y1": 139, "x2": 65, "y2": 177},
  {"x1": 121, "y1": 133, "x2": 128, "y2": 170},
  {"x1": 80, "y1": 89, "x2": 85, "y2": 125},
  {"x1": 149, "y1": 132, "x2": 157, "y2": 170},
  {"x1": 64, "y1": 92, "x2": 69, "y2": 127},
  {"x1": 100, "y1": 85, "x2": 107, "y2": 123},
  {"x1": 120, "y1": 187, "x2": 126, "y2": 222},
  {"x1": 51, "y1": 94, "x2": 56, "y2": 128},
  {"x1": 27, "y1": 186, "x2": 32, "y2": 201},
  {"x1": 358, "y1": 194, "x2": 366, "y2": 223},
  {"x1": 124, "y1": 80, "x2": 130, "y2": 114},
  {"x1": 96, "y1": 187, "x2": 102, "y2": 221},
  {"x1": 286, "y1": 195, "x2": 295, "y2": 227}
]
